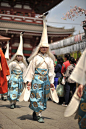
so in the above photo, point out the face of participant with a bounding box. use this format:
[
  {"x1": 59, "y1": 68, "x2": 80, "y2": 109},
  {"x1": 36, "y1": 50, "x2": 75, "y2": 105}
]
[
  {"x1": 40, "y1": 47, "x2": 48, "y2": 54},
  {"x1": 16, "y1": 55, "x2": 23, "y2": 61}
]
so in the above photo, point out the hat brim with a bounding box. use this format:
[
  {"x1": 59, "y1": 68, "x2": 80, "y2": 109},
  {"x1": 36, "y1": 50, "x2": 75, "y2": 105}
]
[
  {"x1": 64, "y1": 88, "x2": 80, "y2": 117},
  {"x1": 50, "y1": 88, "x2": 59, "y2": 103}
]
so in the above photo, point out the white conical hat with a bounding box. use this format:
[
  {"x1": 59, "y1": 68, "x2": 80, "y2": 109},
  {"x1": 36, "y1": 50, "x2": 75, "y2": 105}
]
[
  {"x1": 27, "y1": 16, "x2": 55, "y2": 63},
  {"x1": 39, "y1": 18, "x2": 49, "y2": 47},
  {"x1": 8, "y1": 32, "x2": 28, "y2": 67},
  {"x1": 16, "y1": 32, "x2": 23, "y2": 56},
  {"x1": 5, "y1": 41, "x2": 9, "y2": 59}
]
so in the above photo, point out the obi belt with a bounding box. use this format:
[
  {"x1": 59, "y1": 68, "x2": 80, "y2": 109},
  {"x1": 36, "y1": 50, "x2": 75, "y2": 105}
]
[
  {"x1": 29, "y1": 68, "x2": 50, "y2": 113},
  {"x1": 8, "y1": 70, "x2": 23, "y2": 101}
]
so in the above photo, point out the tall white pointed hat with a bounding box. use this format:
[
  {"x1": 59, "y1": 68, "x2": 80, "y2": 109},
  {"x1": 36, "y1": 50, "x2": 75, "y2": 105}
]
[
  {"x1": 16, "y1": 32, "x2": 24, "y2": 56},
  {"x1": 39, "y1": 17, "x2": 49, "y2": 47},
  {"x1": 8, "y1": 32, "x2": 28, "y2": 67},
  {"x1": 5, "y1": 41, "x2": 9, "y2": 59},
  {"x1": 28, "y1": 12, "x2": 55, "y2": 62}
]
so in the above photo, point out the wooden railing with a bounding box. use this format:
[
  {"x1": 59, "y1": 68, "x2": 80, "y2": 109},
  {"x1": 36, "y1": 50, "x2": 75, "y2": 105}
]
[{"x1": 0, "y1": 13, "x2": 43, "y2": 25}]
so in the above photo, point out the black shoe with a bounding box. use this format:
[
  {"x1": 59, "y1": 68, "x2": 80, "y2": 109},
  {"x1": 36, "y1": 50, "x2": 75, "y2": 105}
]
[
  {"x1": 33, "y1": 111, "x2": 37, "y2": 120},
  {"x1": 1, "y1": 95, "x2": 4, "y2": 100},
  {"x1": 14, "y1": 104, "x2": 16, "y2": 108}
]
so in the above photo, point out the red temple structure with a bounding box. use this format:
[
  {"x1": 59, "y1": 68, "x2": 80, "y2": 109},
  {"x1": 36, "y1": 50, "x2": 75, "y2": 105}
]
[{"x1": 0, "y1": 0, "x2": 74, "y2": 58}]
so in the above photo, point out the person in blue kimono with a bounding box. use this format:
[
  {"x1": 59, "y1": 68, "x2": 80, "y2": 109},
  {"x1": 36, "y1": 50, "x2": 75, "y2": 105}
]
[
  {"x1": 8, "y1": 32, "x2": 27, "y2": 109},
  {"x1": 24, "y1": 17, "x2": 55, "y2": 123}
]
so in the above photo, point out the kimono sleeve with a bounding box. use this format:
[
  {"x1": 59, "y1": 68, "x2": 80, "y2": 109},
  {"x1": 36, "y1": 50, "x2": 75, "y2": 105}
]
[
  {"x1": 23, "y1": 59, "x2": 35, "y2": 83},
  {"x1": 70, "y1": 49, "x2": 86, "y2": 85},
  {"x1": 7, "y1": 61, "x2": 16, "y2": 80},
  {"x1": 48, "y1": 58, "x2": 55, "y2": 84}
]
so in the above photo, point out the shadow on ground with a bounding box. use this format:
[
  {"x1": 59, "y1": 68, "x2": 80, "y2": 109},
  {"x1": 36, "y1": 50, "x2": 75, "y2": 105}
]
[
  {"x1": 0, "y1": 104, "x2": 26, "y2": 109},
  {"x1": 0, "y1": 124, "x2": 3, "y2": 129},
  {"x1": 17, "y1": 114, "x2": 53, "y2": 121}
]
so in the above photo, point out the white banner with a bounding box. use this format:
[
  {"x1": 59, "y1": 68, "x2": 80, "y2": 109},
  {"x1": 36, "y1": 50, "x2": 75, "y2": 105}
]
[{"x1": 51, "y1": 41, "x2": 86, "y2": 55}]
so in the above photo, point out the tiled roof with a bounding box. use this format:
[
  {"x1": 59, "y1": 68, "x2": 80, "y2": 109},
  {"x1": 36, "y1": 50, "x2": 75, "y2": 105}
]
[
  {"x1": 0, "y1": 20, "x2": 74, "y2": 35},
  {"x1": 0, "y1": 35, "x2": 10, "y2": 41}
]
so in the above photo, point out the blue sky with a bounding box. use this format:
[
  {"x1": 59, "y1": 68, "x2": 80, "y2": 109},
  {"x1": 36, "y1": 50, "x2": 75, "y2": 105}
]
[{"x1": 46, "y1": 0, "x2": 86, "y2": 35}]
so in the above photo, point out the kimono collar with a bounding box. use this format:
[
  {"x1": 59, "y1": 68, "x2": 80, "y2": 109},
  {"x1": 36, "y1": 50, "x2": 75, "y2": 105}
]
[
  {"x1": 15, "y1": 60, "x2": 22, "y2": 64},
  {"x1": 38, "y1": 52, "x2": 48, "y2": 57}
]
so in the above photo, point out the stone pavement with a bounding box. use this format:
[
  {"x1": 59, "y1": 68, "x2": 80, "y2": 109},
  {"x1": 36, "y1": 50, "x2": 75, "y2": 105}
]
[{"x1": 0, "y1": 98, "x2": 79, "y2": 129}]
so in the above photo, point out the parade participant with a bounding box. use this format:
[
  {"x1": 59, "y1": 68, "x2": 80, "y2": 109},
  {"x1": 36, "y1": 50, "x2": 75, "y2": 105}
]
[
  {"x1": 0, "y1": 47, "x2": 10, "y2": 95},
  {"x1": 8, "y1": 32, "x2": 27, "y2": 109},
  {"x1": 1, "y1": 41, "x2": 10, "y2": 101},
  {"x1": 5, "y1": 41, "x2": 10, "y2": 64},
  {"x1": 64, "y1": 49, "x2": 86, "y2": 129},
  {"x1": 24, "y1": 16, "x2": 55, "y2": 123}
]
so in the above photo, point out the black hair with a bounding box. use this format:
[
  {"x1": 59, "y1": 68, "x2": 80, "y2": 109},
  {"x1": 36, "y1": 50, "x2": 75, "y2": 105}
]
[
  {"x1": 69, "y1": 57, "x2": 76, "y2": 64},
  {"x1": 57, "y1": 56, "x2": 64, "y2": 66},
  {"x1": 64, "y1": 53, "x2": 71, "y2": 60},
  {"x1": 54, "y1": 54, "x2": 57, "y2": 60}
]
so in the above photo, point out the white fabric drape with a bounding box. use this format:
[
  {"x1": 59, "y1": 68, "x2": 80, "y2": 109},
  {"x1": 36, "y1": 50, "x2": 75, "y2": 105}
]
[
  {"x1": 8, "y1": 60, "x2": 27, "y2": 80},
  {"x1": 70, "y1": 49, "x2": 86, "y2": 86},
  {"x1": 24, "y1": 53, "x2": 54, "y2": 84}
]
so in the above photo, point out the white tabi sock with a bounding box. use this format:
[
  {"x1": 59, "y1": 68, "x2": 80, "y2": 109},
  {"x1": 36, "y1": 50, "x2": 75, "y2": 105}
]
[{"x1": 36, "y1": 112, "x2": 42, "y2": 117}]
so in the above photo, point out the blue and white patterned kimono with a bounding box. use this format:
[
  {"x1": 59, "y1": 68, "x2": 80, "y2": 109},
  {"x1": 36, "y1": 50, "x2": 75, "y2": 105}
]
[
  {"x1": 29, "y1": 68, "x2": 50, "y2": 112},
  {"x1": 78, "y1": 86, "x2": 86, "y2": 129},
  {"x1": 8, "y1": 60, "x2": 26, "y2": 101},
  {"x1": 24, "y1": 53, "x2": 54, "y2": 113}
]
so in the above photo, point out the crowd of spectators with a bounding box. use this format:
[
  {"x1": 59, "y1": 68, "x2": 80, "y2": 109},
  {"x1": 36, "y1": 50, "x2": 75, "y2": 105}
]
[{"x1": 54, "y1": 53, "x2": 78, "y2": 106}]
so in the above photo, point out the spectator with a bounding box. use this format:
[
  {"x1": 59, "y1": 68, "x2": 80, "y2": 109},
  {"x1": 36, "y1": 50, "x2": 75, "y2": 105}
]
[
  {"x1": 54, "y1": 56, "x2": 64, "y2": 88},
  {"x1": 54, "y1": 54, "x2": 57, "y2": 67},
  {"x1": 61, "y1": 53, "x2": 71, "y2": 106},
  {"x1": 61, "y1": 53, "x2": 71, "y2": 74},
  {"x1": 62, "y1": 57, "x2": 76, "y2": 106}
]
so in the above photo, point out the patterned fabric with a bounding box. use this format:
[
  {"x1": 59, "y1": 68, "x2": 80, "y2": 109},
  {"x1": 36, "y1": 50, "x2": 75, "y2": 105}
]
[
  {"x1": 8, "y1": 70, "x2": 23, "y2": 101},
  {"x1": 29, "y1": 68, "x2": 50, "y2": 113},
  {"x1": 78, "y1": 86, "x2": 86, "y2": 129},
  {"x1": 64, "y1": 64, "x2": 75, "y2": 83}
]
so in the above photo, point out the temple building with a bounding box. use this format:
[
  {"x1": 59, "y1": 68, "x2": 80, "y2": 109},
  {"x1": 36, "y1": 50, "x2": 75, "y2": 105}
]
[{"x1": 0, "y1": 0, "x2": 74, "y2": 58}]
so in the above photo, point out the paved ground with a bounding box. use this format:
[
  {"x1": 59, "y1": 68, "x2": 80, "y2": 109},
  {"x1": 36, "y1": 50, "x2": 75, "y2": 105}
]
[{"x1": 0, "y1": 98, "x2": 79, "y2": 129}]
